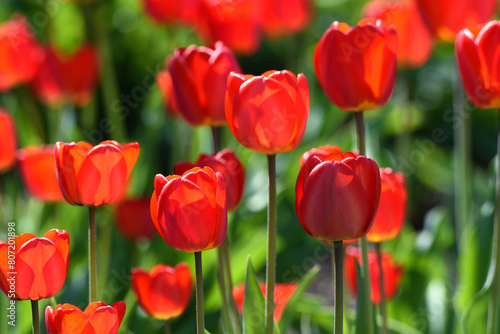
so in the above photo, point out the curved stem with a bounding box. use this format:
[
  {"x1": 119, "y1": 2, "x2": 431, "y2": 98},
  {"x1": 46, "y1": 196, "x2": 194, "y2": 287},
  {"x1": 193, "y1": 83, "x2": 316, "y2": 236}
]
[
  {"x1": 195, "y1": 251, "x2": 205, "y2": 334},
  {"x1": 376, "y1": 243, "x2": 388, "y2": 334},
  {"x1": 89, "y1": 206, "x2": 97, "y2": 302},
  {"x1": 265, "y1": 154, "x2": 277, "y2": 334},
  {"x1": 31, "y1": 300, "x2": 40, "y2": 334},
  {"x1": 334, "y1": 241, "x2": 344, "y2": 334}
]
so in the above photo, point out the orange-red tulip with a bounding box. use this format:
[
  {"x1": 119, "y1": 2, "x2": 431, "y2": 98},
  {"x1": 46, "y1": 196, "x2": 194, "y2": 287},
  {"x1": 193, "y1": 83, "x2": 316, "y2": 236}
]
[
  {"x1": 151, "y1": 167, "x2": 227, "y2": 252},
  {"x1": 174, "y1": 149, "x2": 245, "y2": 211},
  {"x1": 416, "y1": 0, "x2": 496, "y2": 42},
  {"x1": 17, "y1": 145, "x2": 64, "y2": 202},
  {"x1": 156, "y1": 70, "x2": 179, "y2": 117},
  {"x1": 225, "y1": 70, "x2": 310, "y2": 154},
  {"x1": 295, "y1": 153, "x2": 381, "y2": 242},
  {"x1": 54, "y1": 140, "x2": 140, "y2": 207},
  {"x1": 262, "y1": 0, "x2": 312, "y2": 38},
  {"x1": 456, "y1": 21, "x2": 500, "y2": 109},
  {"x1": 344, "y1": 246, "x2": 403, "y2": 304},
  {"x1": 314, "y1": 19, "x2": 397, "y2": 112},
  {"x1": 299, "y1": 145, "x2": 355, "y2": 167},
  {"x1": 131, "y1": 263, "x2": 192, "y2": 320},
  {"x1": 45, "y1": 301, "x2": 126, "y2": 334},
  {"x1": 0, "y1": 109, "x2": 17, "y2": 173},
  {"x1": 367, "y1": 168, "x2": 407, "y2": 242},
  {"x1": 168, "y1": 41, "x2": 241, "y2": 126},
  {"x1": 114, "y1": 198, "x2": 158, "y2": 241},
  {"x1": 142, "y1": 0, "x2": 200, "y2": 25},
  {"x1": 0, "y1": 229, "x2": 70, "y2": 300},
  {"x1": 0, "y1": 14, "x2": 43, "y2": 92},
  {"x1": 32, "y1": 45, "x2": 100, "y2": 107},
  {"x1": 363, "y1": 0, "x2": 434, "y2": 68}
]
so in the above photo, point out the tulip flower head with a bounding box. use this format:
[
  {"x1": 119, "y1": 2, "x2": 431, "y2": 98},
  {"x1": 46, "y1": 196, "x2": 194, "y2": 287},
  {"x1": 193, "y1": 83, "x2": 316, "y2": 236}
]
[
  {"x1": 114, "y1": 198, "x2": 158, "y2": 242},
  {"x1": 54, "y1": 140, "x2": 140, "y2": 207},
  {"x1": 142, "y1": 0, "x2": 201, "y2": 26},
  {"x1": 156, "y1": 70, "x2": 180, "y2": 117},
  {"x1": 0, "y1": 229, "x2": 70, "y2": 300},
  {"x1": 151, "y1": 167, "x2": 227, "y2": 252},
  {"x1": 299, "y1": 145, "x2": 357, "y2": 167},
  {"x1": 262, "y1": 0, "x2": 312, "y2": 39},
  {"x1": 131, "y1": 263, "x2": 193, "y2": 320},
  {"x1": 225, "y1": 70, "x2": 310, "y2": 154},
  {"x1": 0, "y1": 109, "x2": 17, "y2": 173},
  {"x1": 314, "y1": 19, "x2": 397, "y2": 112},
  {"x1": 45, "y1": 301, "x2": 126, "y2": 334}
]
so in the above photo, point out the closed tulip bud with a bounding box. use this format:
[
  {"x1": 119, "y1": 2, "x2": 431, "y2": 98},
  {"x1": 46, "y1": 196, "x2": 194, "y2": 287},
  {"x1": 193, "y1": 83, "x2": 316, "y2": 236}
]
[
  {"x1": 114, "y1": 198, "x2": 158, "y2": 242},
  {"x1": 0, "y1": 109, "x2": 17, "y2": 173}
]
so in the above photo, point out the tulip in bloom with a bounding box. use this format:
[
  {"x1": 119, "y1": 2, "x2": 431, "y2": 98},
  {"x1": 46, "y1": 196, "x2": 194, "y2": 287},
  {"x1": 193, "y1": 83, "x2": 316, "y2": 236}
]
[
  {"x1": 262, "y1": 0, "x2": 312, "y2": 39},
  {"x1": 54, "y1": 140, "x2": 140, "y2": 206},
  {"x1": 142, "y1": 0, "x2": 200, "y2": 25},
  {"x1": 131, "y1": 263, "x2": 193, "y2": 320},
  {"x1": 367, "y1": 168, "x2": 407, "y2": 242},
  {"x1": 45, "y1": 301, "x2": 126, "y2": 334},
  {"x1": 156, "y1": 70, "x2": 179, "y2": 117},
  {"x1": 151, "y1": 167, "x2": 227, "y2": 252},
  {"x1": 225, "y1": 70, "x2": 310, "y2": 154},
  {"x1": 0, "y1": 229, "x2": 70, "y2": 300},
  {"x1": 114, "y1": 198, "x2": 158, "y2": 241},
  {"x1": 314, "y1": 19, "x2": 397, "y2": 111},
  {"x1": 344, "y1": 246, "x2": 403, "y2": 304},
  {"x1": 17, "y1": 145, "x2": 64, "y2": 202},
  {"x1": 174, "y1": 149, "x2": 245, "y2": 211},
  {"x1": 0, "y1": 109, "x2": 17, "y2": 173},
  {"x1": 295, "y1": 153, "x2": 381, "y2": 242}
]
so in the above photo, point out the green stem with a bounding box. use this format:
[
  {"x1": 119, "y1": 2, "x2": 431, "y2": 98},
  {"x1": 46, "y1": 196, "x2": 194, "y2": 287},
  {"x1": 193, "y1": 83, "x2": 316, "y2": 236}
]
[
  {"x1": 217, "y1": 247, "x2": 233, "y2": 333},
  {"x1": 354, "y1": 112, "x2": 366, "y2": 156},
  {"x1": 265, "y1": 154, "x2": 277, "y2": 334},
  {"x1": 211, "y1": 126, "x2": 221, "y2": 154},
  {"x1": 222, "y1": 240, "x2": 242, "y2": 334},
  {"x1": 89, "y1": 206, "x2": 97, "y2": 303},
  {"x1": 375, "y1": 243, "x2": 388, "y2": 334},
  {"x1": 31, "y1": 300, "x2": 40, "y2": 334},
  {"x1": 334, "y1": 241, "x2": 344, "y2": 334},
  {"x1": 165, "y1": 319, "x2": 171, "y2": 334},
  {"x1": 195, "y1": 251, "x2": 205, "y2": 334}
]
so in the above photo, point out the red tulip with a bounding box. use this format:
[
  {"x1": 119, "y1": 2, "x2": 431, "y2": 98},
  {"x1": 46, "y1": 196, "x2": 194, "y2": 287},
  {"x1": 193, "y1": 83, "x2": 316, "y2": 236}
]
[
  {"x1": 367, "y1": 168, "x2": 407, "y2": 242},
  {"x1": 225, "y1": 70, "x2": 310, "y2": 154},
  {"x1": 31, "y1": 45, "x2": 100, "y2": 107},
  {"x1": 299, "y1": 145, "x2": 357, "y2": 168},
  {"x1": 45, "y1": 301, "x2": 126, "y2": 334},
  {"x1": 196, "y1": 0, "x2": 262, "y2": 55},
  {"x1": 456, "y1": 21, "x2": 500, "y2": 109},
  {"x1": 0, "y1": 14, "x2": 43, "y2": 92},
  {"x1": 416, "y1": 0, "x2": 496, "y2": 42},
  {"x1": 150, "y1": 167, "x2": 227, "y2": 252},
  {"x1": 17, "y1": 145, "x2": 64, "y2": 202},
  {"x1": 168, "y1": 41, "x2": 241, "y2": 126},
  {"x1": 314, "y1": 19, "x2": 397, "y2": 112},
  {"x1": 344, "y1": 246, "x2": 403, "y2": 304},
  {"x1": 262, "y1": 0, "x2": 312, "y2": 38},
  {"x1": 0, "y1": 109, "x2": 17, "y2": 173},
  {"x1": 295, "y1": 153, "x2": 381, "y2": 242},
  {"x1": 131, "y1": 263, "x2": 193, "y2": 320},
  {"x1": 363, "y1": 0, "x2": 434, "y2": 68},
  {"x1": 174, "y1": 149, "x2": 245, "y2": 211},
  {"x1": 0, "y1": 229, "x2": 70, "y2": 300},
  {"x1": 156, "y1": 70, "x2": 179, "y2": 117},
  {"x1": 54, "y1": 140, "x2": 140, "y2": 206},
  {"x1": 142, "y1": 0, "x2": 200, "y2": 25},
  {"x1": 114, "y1": 198, "x2": 158, "y2": 241}
]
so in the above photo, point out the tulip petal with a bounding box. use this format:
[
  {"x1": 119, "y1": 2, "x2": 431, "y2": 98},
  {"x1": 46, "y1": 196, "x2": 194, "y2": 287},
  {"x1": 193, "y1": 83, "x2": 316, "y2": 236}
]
[
  {"x1": 121, "y1": 142, "x2": 140, "y2": 179},
  {"x1": 50, "y1": 305, "x2": 93, "y2": 334},
  {"x1": 88, "y1": 305, "x2": 119, "y2": 334}
]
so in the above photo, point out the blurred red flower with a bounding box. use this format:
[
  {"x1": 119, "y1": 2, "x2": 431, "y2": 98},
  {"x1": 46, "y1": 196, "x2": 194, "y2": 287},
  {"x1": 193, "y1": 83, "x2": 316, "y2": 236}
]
[
  {"x1": 17, "y1": 145, "x2": 64, "y2": 202},
  {"x1": 156, "y1": 70, "x2": 179, "y2": 117},
  {"x1": 142, "y1": 0, "x2": 200, "y2": 25},
  {"x1": 131, "y1": 263, "x2": 192, "y2": 320},
  {"x1": 54, "y1": 140, "x2": 140, "y2": 206},
  {"x1": 0, "y1": 109, "x2": 17, "y2": 173},
  {"x1": 314, "y1": 19, "x2": 397, "y2": 111},
  {"x1": 299, "y1": 145, "x2": 357, "y2": 168},
  {"x1": 225, "y1": 70, "x2": 310, "y2": 154},
  {"x1": 45, "y1": 301, "x2": 126, "y2": 334},
  {"x1": 114, "y1": 198, "x2": 158, "y2": 242},
  {"x1": 0, "y1": 229, "x2": 70, "y2": 300},
  {"x1": 262, "y1": 0, "x2": 312, "y2": 38}
]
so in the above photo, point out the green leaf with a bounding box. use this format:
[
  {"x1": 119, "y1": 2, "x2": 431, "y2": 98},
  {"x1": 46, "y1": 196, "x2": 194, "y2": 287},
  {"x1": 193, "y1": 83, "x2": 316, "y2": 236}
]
[
  {"x1": 205, "y1": 330, "x2": 212, "y2": 334},
  {"x1": 243, "y1": 257, "x2": 266, "y2": 334}
]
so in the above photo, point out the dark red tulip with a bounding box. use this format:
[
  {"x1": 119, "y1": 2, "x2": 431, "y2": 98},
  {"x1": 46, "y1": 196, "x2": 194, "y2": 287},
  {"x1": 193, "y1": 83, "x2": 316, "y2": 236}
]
[
  {"x1": 295, "y1": 153, "x2": 381, "y2": 242},
  {"x1": 45, "y1": 301, "x2": 126, "y2": 334},
  {"x1": 363, "y1": 0, "x2": 434, "y2": 68},
  {"x1": 142, "y1": 0, "x2": 200, "y2": 25},
  {"x1": 456, "y1": 21, "x2": 500, "y2": 109},
  {"x1": 156, "y1": 70, "x2": 179, "y2": 117},
  {"x1": 32, "y1": 45, "x2": 100, "y2": 107},
  {"x1": 17, "y1": 145, "x2": 64, "y2": 202},
  {"x1": 0, "y1": 14, "x2": 43, "y2": 92},
  {"x1": 367, "y1": 168, "x2": 407, "y2": 242},
  {"x1": 416, "y1": 0, "x2": 496, "y2": 42},
  {"x1": 262, "y1": 0, "x2": 312, "y2": 38},
  {"x1": 299, "y1": 145, "x2": 357, "y2": 168},
  {"x1": 150, "y1": 167, "x2": 227, "y2": 252},
  {"x1": 225, "y1": 70, "x2": 310, "y2": 154},
  {"x1": 114, "y1": 198, "x2": 158, "y2": 241},
  {"x1": 168, "y1": 41, "x2": 241, "y2": 126},
  {"x1": 174, "y1": 149, "x2": 245, "y2": 211},
  {"x1": 0, "y1": 109, "x2": 17, "y2": 173},
  {"x1": 131, "y1": 263, "x2": 193, "y2": 320},
  {"x1": 314, "y1": 19, "x2": 397, "y2": 111},
  {"x1": 54, "y1": 140, "x2": 140, "y2": 206},
  {"x1": 344, "y1": 246, "x2": 403, "y2": 304},
  {"x1": 0, "y1": 229, "x2": 70, "y2": 300}
]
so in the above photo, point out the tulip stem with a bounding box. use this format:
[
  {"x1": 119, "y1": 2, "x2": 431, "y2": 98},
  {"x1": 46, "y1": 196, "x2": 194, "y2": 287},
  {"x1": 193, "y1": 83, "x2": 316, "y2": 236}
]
[
  {"x1": 31, "y1": 300, "x2": 40, "y2": 334},
  {"x1": 217, "y1": 247, "x2": 234, "y2": 333},
  {"x1": 165, "y1": 320, "x2": 171, "y2": 334},
  {"x1": 212, "y1": 126, "x2": 222, "y2": 153},
  {"x1": 265, "y1": 154, "x2": 277, "y2": 334},
  {"x1": 354, "y1": 112, "x2": 366, "y2": 157},
  {"x1": 89, "y1": 206, "x2": 97, "y2": 303},
  {"x1": 222, "y1": 240, "x2": 242, "y2": 334},
  {"x1": 195, "y1": 251, "x2": 205, "y2": 334},
  {"x1": 333, "y1": 241, "x2": 344, "y2": 334},
  {"x1": 375, "y1": 243, "x2": 388, "y2": 334}
]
